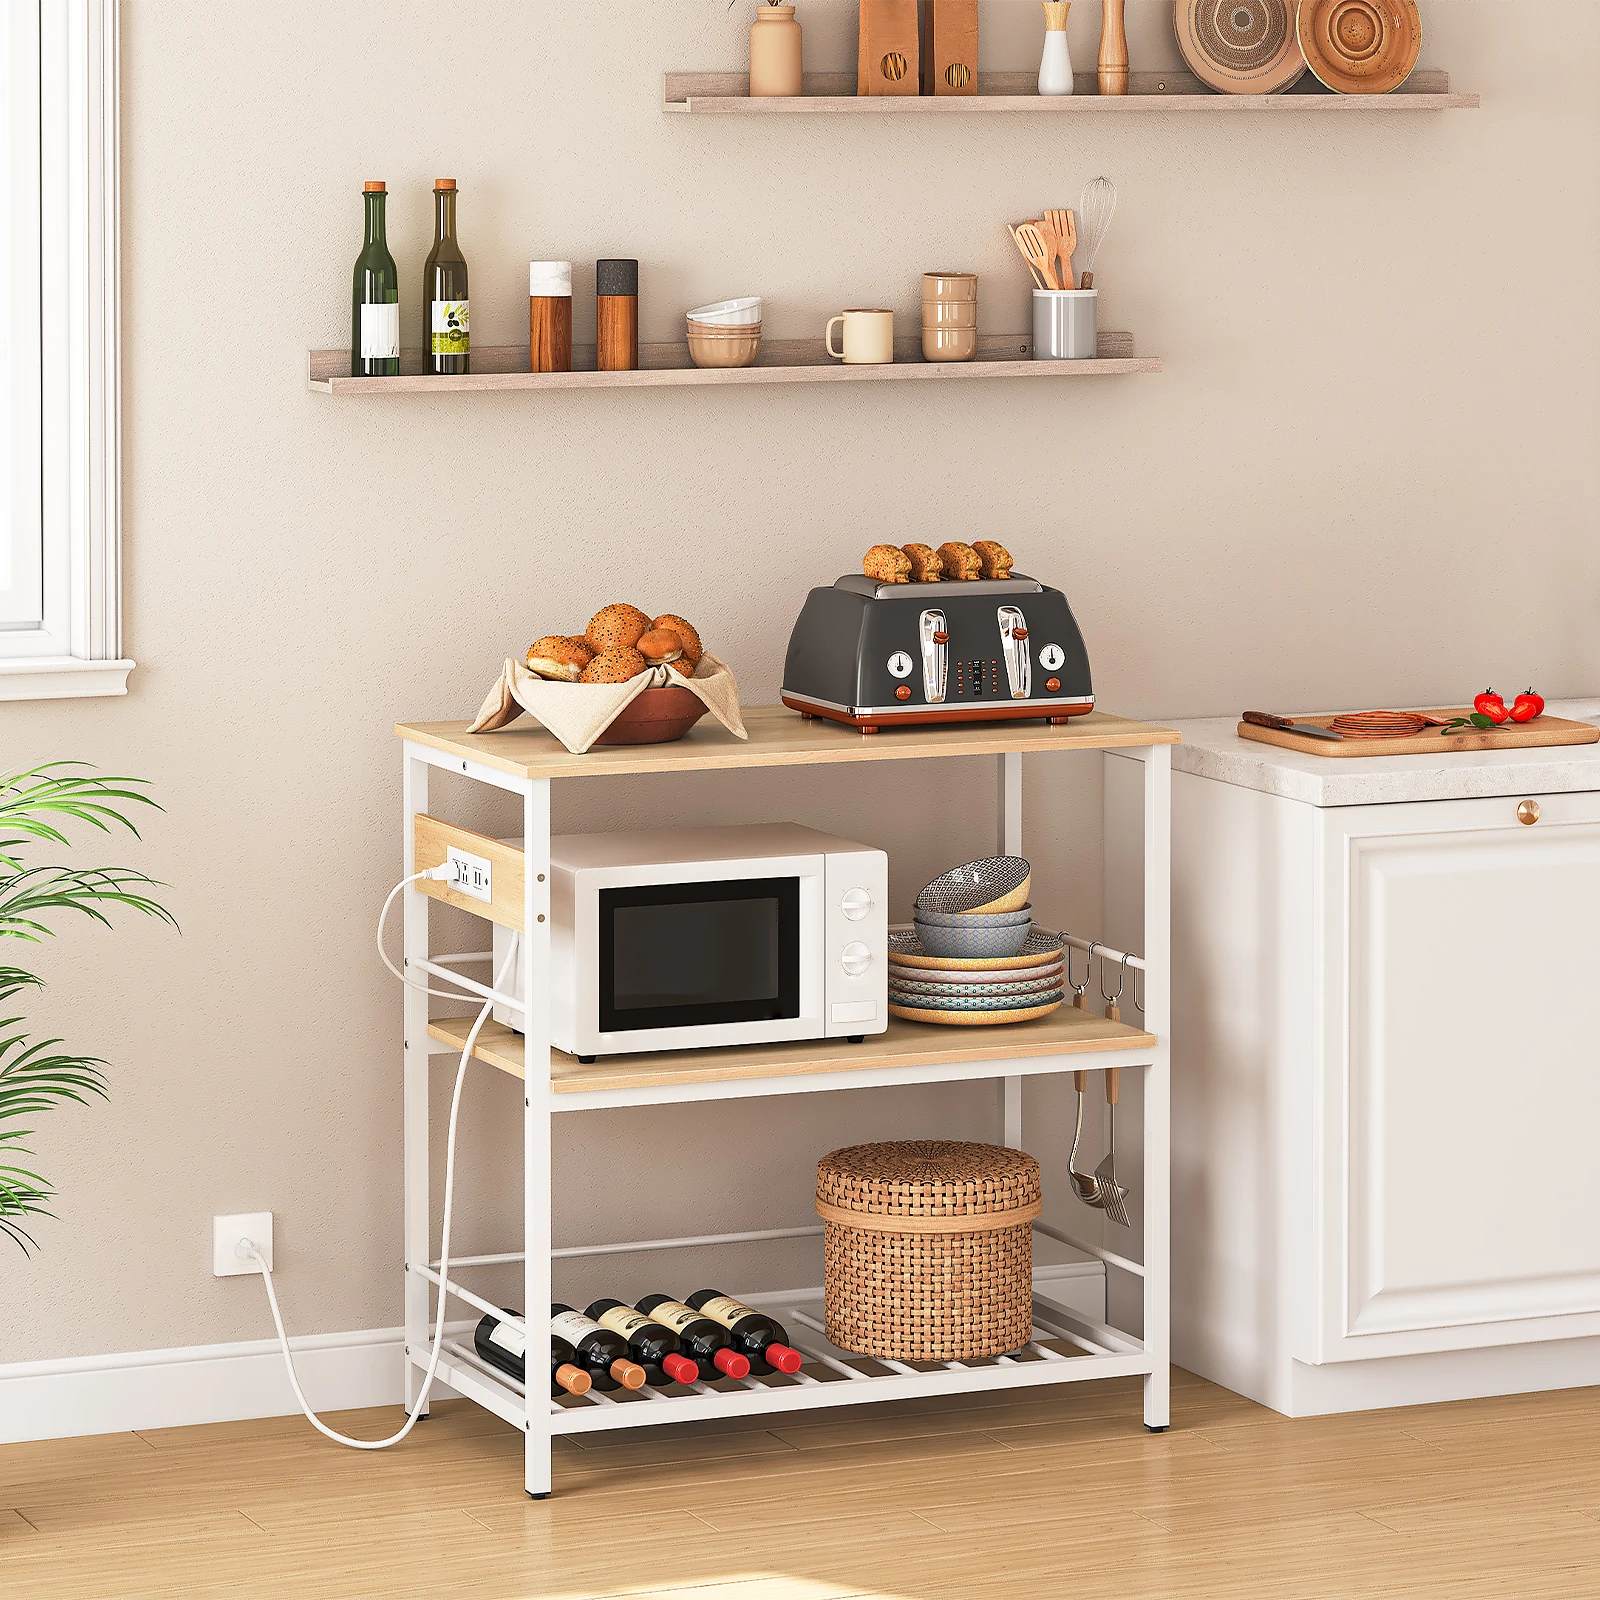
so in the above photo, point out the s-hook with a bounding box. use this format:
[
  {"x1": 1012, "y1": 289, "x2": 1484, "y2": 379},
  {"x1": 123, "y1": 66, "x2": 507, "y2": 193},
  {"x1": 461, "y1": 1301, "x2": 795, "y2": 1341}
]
[
  {"x1": 1069, "y1": 939, "x2": 1098, "y2": 1011},
  {"x1": 1098, "y1": 949, "x2": 1127, "y2": 1025}
]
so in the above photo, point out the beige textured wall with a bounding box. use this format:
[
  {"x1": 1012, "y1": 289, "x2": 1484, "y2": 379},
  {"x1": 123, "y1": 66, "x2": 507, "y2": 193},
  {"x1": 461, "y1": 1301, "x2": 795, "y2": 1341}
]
[{"x1": 2, "y1": 0, "x2": 1596, "y2": 1362}]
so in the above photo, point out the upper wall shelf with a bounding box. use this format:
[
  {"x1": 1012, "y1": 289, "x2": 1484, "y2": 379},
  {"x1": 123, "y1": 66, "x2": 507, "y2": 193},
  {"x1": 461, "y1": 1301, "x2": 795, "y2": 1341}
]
[{"x1": 663, "y1": 69, "x2": 1478, "y2": 114}]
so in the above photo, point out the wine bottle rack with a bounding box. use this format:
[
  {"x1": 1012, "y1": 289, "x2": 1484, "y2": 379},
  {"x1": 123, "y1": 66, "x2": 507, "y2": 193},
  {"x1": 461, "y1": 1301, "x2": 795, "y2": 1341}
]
[{"x1": 396, "y1": 710, "x2": 1175, "y2": 1496}]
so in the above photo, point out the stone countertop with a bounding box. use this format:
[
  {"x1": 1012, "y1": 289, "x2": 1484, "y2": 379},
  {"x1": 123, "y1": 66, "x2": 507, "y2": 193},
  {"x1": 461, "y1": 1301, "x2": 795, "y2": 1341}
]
[{"x1": 1160, "y1": 699, "x2": 1600, "y2": 807}]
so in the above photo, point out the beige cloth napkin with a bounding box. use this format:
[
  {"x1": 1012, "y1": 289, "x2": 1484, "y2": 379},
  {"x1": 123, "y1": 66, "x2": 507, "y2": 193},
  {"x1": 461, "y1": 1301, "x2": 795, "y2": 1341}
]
[{"x1": 468, "y1": 651, "x2": 748, "y2": 755}]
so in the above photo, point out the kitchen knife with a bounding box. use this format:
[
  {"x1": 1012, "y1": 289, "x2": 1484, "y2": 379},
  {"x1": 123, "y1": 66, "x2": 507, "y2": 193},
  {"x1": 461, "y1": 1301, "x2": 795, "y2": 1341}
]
[{"x1": 1242, "y1": 711, "x2": 1344, "y2": 742}]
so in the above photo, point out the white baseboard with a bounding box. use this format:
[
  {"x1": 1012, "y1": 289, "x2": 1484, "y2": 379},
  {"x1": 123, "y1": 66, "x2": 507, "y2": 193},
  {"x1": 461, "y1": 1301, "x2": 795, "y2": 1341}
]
[{"x1": 0, "y1": 1261, "x2": 1107, "y2": 1446}]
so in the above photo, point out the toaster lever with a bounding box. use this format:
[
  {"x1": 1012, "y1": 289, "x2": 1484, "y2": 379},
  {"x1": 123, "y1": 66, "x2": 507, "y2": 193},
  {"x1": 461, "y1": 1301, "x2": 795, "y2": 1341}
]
[
  {"x1": 998, "y1": 607, "x2": 1031, "y2": 700},
  {"x1": 919, "y1": 610, "x2": 947, "y2": 704}
]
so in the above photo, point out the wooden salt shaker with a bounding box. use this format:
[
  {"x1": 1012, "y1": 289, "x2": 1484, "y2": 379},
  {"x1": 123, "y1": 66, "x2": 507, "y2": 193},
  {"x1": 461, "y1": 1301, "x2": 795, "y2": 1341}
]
[
  {"x1": 1098, "y1": 0, "x2": 1129, "y2": 94},
  {"x1": 529, "y1": 261, "x2": 573, "y2": 373},
  {"x1": 596, "y1": 259, "x2": 639, "y2": 373}
]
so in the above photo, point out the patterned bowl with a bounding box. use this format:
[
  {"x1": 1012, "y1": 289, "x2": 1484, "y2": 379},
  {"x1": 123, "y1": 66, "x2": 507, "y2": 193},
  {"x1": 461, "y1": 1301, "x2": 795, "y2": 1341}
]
[
  {"x1": 912, "y1": 902, "x2": 1034, "y2": 929},
  {"x1": 889, "y1": 988, "x2": 1065, "y2": 1013},
  {"x1": 894, "y1": 960, "x2": 1066, "y2": 988},
  {"x1": 891, "y1": 972, "x2": 1064, "y2": 1001},
  {"x1": 909, "y1": 917, "x2": 1032, "y2": 960},
  {"x1": 915, "y1": 857, "x2": 1032, "y2": 916},
  {"x1": 888, "y1": 926, "x2": 1065, "y2": 972}
]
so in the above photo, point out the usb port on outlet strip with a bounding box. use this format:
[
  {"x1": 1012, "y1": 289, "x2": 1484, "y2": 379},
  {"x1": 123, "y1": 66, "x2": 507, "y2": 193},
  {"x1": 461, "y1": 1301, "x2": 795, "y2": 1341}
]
[{"x1": 447, "y1": 847, "x2": 492, "y2": 903}]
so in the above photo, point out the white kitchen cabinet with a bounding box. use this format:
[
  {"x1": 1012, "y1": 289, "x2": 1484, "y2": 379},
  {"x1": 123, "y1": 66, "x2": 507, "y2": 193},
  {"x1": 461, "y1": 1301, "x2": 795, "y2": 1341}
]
[{"x1": 1114, "y1": 702, "x2": 1600, "y2": 1416}]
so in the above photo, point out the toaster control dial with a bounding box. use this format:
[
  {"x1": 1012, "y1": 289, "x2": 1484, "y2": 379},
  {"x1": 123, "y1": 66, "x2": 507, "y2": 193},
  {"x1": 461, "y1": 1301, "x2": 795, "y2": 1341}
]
[
  {"x1": 840, "y1": 887, "x2": 874, "y2": 921},
  {"x1": 840, "y1": 941, "x2": 873, "y2": 977},
  {"x1": 887, "y1": 651, "x2": 914, "y2": 680},
  {"x1": 1039, "y1": 643, "x2": 1065, "y2": 672}
]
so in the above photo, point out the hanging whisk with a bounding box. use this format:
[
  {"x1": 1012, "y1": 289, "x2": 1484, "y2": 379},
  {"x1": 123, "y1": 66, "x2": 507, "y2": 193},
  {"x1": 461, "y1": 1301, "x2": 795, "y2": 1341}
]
[{"x1": 1076, "y1": 176, "x2": 1118, "y2": 291}]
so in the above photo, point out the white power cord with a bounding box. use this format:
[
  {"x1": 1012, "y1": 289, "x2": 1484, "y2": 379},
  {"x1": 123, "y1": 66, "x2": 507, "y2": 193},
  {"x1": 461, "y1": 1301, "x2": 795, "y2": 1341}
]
[
  {"x1": 239, "y1": 874, "x2": 520, "y2": 1450},
  {"x1": 375, "y1": 867, "x2": 506, "y2": 1002}
]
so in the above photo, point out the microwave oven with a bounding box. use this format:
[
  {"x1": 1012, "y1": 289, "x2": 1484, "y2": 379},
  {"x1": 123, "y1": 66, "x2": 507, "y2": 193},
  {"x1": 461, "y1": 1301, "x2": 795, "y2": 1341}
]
[{"x1": 491, "y1": 823, "x2": 889, "y2": 1059}]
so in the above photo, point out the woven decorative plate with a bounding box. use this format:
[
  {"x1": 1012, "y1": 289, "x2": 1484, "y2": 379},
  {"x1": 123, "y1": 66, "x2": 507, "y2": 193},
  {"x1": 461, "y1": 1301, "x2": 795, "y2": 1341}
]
[
  {"x1": 889, "y1": 995, "x2": 1065, "y2": 1026},
  {"x1": 1175, "y1": 0, "x2": 1307, "y2": 94},
  {"x1": 1297, "y1": 0, "x2": 1420, "y2": 94},
  {"x1": 897, "y1": 960, "x2": 1066, "y2": 988},
  {"x1": 892, "y1": 973, "x2": 1065, "y2": 1001},
  {"x1": 914, "y1": 857, "x2": 1031, "y2": 916},
  {"x1": 888, "y1": 926, "x2": 1065, "y2": 972}
]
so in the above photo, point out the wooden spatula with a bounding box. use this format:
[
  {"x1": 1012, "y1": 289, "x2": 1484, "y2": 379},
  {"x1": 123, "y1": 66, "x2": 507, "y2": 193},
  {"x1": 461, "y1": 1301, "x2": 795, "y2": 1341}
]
[
  {"x1": 1044, "y1": 207, "x2": 1078, "y2": 289},
  {"x1": 1006, "y1": 223, "x2": 1047, "y2": 290},
  {"x1": 1014, "y1": 221, "x2": 1059, "y2": 290}
]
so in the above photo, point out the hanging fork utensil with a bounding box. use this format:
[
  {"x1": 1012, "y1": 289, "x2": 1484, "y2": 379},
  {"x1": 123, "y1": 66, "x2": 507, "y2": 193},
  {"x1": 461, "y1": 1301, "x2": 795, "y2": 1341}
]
[
  {"x1": 1066, "y1": 942, "x2": 1100, "y2": 1205},
  {"x1": 1092, "y1": 955, "x2": 1132, "y2": 1227}
]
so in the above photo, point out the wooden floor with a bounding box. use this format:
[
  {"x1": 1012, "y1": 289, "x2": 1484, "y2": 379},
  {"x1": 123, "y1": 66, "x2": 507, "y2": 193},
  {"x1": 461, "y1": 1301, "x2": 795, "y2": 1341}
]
[{"x1": 2, "y1": 1370, "x2": 1597, "y2": 1600}]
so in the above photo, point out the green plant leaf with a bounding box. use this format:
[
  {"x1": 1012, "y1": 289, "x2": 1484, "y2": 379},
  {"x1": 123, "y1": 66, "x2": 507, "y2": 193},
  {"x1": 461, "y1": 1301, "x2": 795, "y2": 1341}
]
[
  {"x1": 0, "y1": 764, "x2": 163, "y2": 871},
  {"x1": 0, "y1": 865, "x2": 176, "y2": 942}
]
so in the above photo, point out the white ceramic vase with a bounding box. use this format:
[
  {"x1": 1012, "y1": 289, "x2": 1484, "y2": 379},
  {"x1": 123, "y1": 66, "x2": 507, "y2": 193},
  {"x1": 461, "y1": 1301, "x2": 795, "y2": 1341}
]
[{"x1": 1038, "y1": 29, "x2": 1073, "y2": 95}]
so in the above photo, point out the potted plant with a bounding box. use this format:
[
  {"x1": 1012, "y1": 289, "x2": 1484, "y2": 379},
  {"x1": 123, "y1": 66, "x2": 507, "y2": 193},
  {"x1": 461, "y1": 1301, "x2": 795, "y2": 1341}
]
[{"x1": 1, "y1": 763, "x2": 173, "y2": 1253}]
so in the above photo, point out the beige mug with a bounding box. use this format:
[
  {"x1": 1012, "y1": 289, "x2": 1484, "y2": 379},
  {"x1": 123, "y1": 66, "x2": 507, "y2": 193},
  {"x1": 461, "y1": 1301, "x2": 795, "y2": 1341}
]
[
  {"x1": 922, "y1": 271, "x2": 977, "y2": 302},
  {"x1": 826, "y1": 309, "x2": 895, "y2": 365}
]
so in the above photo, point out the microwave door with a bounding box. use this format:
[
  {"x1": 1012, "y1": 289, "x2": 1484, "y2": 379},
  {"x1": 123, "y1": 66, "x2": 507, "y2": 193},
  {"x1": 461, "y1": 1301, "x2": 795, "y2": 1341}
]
[{"x1": 598, "y1": 877, "x2": 801, "y2": 1037}]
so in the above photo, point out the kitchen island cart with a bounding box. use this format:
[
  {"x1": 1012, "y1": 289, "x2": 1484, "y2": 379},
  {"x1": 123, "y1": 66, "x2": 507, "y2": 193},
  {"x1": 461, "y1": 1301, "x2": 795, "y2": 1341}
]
[{"x1": 397, "y1": 706, "x2": 1176, "y2": 1496}]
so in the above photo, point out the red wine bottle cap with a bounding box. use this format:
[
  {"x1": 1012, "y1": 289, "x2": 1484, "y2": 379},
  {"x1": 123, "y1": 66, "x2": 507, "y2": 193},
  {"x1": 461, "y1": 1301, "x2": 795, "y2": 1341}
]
[
  {"x1": 713, "y1": 1347, "x2": 751, "y2": 1379},
  {"x1": 662, "y1": 1353, "x2": 698, "y2": 1384},
  {"x1": 613, "y1": 1358, "x2": 648, "y2": 1390},
  {"x1": 767, "y1": 1343, "x2": 804, "y2": 1375}
]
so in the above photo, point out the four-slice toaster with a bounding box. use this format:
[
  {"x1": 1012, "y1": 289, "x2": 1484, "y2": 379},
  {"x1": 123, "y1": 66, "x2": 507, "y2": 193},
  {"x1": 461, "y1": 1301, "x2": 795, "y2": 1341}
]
[{"x1": 782, "y1": 573, "x2": 1094, "y2": 733}]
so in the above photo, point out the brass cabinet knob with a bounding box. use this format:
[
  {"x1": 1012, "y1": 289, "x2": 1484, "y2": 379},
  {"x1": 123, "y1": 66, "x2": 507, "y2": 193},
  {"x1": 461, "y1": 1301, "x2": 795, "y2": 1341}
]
[{"x1": 1517, "y1": 800, "x2": 1540, "y2": 826}]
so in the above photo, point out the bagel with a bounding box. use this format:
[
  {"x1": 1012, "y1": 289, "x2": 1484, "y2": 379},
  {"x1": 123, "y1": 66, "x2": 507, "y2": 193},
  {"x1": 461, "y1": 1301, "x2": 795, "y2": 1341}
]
[
  {"x1": 651, "y1": 614, "x2": 703, "y2": 668},
  {"x1": 525, "y1": 635, "x2": 594, "y2": 682},
  {"x1": 585, "y1": 603, "x2": 652, "y2": 655},
  {"x1": 578, "y1": 645, "x2": 648, "y2": 684}
]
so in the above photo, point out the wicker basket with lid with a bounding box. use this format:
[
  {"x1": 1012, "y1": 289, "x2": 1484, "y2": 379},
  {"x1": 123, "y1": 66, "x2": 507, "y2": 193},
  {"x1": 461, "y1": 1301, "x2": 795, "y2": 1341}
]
[{"x1": 816, "y1": 1140, "x2": 1042, "y2": 1361}]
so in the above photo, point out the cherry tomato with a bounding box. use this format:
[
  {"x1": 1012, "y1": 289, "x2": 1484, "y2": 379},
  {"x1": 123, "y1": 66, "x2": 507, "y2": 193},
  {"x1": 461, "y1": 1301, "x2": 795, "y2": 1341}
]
[
  {"x1": 1473, "y1": 689, "x2": 1510, "y2": 724},
  {"x1": 1510, "y1": 688, "x2": 1545, "y2": 724}
]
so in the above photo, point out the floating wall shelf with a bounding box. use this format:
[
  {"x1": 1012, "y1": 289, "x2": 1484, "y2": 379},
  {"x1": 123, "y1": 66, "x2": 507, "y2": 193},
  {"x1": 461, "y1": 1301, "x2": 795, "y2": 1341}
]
[
  {"x1": 308, "y1": 333, "x2": 1158, "y2": 395},
  {"x1": 663, "y1": 69, "x2": 1478, "y2": 114}
]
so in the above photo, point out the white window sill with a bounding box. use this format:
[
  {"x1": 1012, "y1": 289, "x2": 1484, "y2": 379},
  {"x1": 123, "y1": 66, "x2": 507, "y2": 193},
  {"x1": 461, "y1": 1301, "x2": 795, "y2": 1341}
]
[{"x1": 0, "y1": 657, "x2": 134, "y2": 701}]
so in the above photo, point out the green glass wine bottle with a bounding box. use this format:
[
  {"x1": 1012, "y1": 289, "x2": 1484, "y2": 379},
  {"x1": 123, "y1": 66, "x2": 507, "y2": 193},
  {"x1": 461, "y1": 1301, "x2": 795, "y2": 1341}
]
[
  {"x1": 423, "y1": 178, "x2": 469, "y2": 375},
  {"x1": 351, "y1": 181, "x2": 399, "y2": 377}
]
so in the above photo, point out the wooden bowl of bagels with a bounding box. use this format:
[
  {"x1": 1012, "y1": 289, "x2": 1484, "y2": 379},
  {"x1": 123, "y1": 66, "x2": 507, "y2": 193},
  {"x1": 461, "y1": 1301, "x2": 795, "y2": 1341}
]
[{"x1": 526, "y1": 605, "x2": 708, "y2": 747}]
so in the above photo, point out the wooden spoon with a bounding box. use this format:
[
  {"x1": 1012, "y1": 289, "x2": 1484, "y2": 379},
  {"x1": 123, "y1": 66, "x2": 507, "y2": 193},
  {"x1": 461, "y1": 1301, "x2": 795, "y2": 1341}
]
[
  {"x1": 1006, "y1": 223, "x2": 1047, "y2": 290},
  {"x1": 1014, "y1": 221, "x2": 1059, "y2": 290},
  {"x1": 1044, "y1": 207, "x2": 1078, "y2": 289}
]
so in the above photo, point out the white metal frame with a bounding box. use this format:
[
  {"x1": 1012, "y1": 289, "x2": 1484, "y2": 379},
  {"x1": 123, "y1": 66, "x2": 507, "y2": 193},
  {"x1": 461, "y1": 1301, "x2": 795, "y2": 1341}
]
[
  {"x1": 400, "y1": 736, "x2": 1171, "y2": 1497},
  {"x1": 0, "y1": 0, "x2": 131, "y2": 700}
]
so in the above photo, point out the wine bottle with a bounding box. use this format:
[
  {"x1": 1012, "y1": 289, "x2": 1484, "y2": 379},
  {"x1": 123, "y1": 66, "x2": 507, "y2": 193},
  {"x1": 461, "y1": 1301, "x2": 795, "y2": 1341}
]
[
  {"x1": 422, "y1": 178, "x2": 469, "y2": 375},
  {"x1": 351, "y1": 181, "x2": 399, "y2": 377},
  {"x1": 684, "y1": 1289, "x2": 804, "y2": 1376},
  {"x1": 634, "y1": 1295, "x2": 751, "y2": 1381},
  {"x1": 472, "y1": 1311, "x2": 592, "y2": 1398},
  {"x1": 550, "y1": 1304, "x2": 646, "y2": 1391},
  {"x1": 586, "y1": 1298, "x2": 699, "y2": 1387}
]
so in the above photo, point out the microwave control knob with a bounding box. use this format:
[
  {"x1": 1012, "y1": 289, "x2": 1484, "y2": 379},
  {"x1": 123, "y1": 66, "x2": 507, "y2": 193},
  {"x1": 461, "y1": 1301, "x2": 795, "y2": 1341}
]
[
  {"x1": 887, "y1": 651, "x2": 914, "y2": 680},
  {"x1": 840, "y1": 887, "x2": 874, "y2": 922},
  {"x1": 840, "y1": 941, "x2": 873, "y2": 977},
  {"x1": 1039, "y1": 643, "x2": 1065, "y2": 672}
]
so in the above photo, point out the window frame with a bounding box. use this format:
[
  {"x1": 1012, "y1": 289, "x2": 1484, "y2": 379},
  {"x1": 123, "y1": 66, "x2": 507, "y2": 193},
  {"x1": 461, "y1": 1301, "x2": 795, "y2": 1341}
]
[{"x1": 0, "y1": 0, "x2": 129, "y2": 700}]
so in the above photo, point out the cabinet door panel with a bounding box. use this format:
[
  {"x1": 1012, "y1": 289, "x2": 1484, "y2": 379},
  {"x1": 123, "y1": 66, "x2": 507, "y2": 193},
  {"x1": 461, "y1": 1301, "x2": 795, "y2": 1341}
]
[{"x1": 1313, "y1": 791, "x2": 1600, "y2": 1362}]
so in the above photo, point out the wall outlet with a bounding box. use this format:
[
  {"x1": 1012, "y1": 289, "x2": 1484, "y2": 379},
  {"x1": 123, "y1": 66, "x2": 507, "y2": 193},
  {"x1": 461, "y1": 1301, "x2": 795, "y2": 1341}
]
[
  {"x1": 447, "y1": 846, "x2": 492, "y2": 903},
  {"x1": 213, "y1": 1211, "x2": 273, "y2": 1276}
]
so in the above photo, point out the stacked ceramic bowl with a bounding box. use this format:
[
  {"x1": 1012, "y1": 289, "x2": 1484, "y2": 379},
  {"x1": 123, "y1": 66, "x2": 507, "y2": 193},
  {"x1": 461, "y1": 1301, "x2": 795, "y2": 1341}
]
[
  {"x1": 686, "y1": 297, "x2": 762, "y2": 369},
  {"x1": 892, "y1": 858, "x2": 1066, "y2": 1026}
]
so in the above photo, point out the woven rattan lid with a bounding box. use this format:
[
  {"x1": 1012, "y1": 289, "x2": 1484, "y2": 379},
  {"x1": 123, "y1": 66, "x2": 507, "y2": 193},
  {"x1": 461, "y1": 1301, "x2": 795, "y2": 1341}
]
[{"x1": 816, "y1": 1140, "x2": 1041, "y2": 1221}]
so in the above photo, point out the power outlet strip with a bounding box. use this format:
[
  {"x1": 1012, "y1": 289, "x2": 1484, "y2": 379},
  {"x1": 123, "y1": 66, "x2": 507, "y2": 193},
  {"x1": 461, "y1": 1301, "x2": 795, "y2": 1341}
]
[{"x1": 447, "y1": 847, "x2": 492, "y2": 903}]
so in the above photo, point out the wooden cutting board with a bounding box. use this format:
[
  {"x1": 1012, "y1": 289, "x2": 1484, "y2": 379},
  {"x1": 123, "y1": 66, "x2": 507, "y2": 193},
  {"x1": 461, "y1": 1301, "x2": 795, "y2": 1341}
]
[{"x1": 1237, "y1": 709, "x2": 1600, "y2": 759}]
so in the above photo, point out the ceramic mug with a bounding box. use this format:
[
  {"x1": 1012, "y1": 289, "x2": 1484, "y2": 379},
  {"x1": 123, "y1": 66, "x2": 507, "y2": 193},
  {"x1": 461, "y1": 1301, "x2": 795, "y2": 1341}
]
[
  {"x1": 922, "y1": 271, "x2": 977, "y2": 302},
  {"x1": 922, "y1": 298, "x2": 978, "y2": 329},
  {"x1": 922, "y1": 326, "x2": 977, "y2": 363},
  {"x1": 826, "y1": 309, "x2": 895, "y2": 365}
]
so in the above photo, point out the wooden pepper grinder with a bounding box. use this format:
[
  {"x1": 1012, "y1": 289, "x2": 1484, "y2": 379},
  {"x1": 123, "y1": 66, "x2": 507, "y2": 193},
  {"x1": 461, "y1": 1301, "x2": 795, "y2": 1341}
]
[
  {"x1": 1098, "y1": 0, "x2": 1129, "y2": 95},
  {"x1": 596, "y1": 258, "x2": 638, "y2": 373}
]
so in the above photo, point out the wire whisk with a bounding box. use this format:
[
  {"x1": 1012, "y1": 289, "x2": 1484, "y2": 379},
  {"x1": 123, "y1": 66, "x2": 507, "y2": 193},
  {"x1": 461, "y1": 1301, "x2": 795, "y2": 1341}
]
[{"x1": 1076, "y1": 177, "x2": 1118, "y2": 291}]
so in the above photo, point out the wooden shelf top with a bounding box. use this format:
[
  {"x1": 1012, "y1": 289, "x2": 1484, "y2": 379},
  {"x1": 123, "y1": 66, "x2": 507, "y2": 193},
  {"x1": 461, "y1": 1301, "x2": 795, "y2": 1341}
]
[
  {"x1": 663, "y1": 69, "x2": 1477, "y2": 114},
  {"x1": 309, "y1": 334, "x2": 1156, "y2": 395},
  {"x1": 397, "y1": 704, "x2": 1179, "y2": 782},
  {"x1": 430, "y1": 1008, "x2": 1157, "y2": 1095}
]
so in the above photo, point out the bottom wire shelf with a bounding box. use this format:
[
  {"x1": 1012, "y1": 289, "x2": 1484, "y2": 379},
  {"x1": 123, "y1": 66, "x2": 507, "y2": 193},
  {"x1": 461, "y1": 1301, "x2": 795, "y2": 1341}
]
[{"x1": 420, "y1": 1281, "x2": 1149, "y2": 1437}]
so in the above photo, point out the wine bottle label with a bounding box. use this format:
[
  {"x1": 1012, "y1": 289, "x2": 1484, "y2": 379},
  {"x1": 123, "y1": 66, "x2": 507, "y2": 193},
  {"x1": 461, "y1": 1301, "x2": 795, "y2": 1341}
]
[
  {"x1": 549, "y1": 1309, "x2": 602, "y2": 1346},
  {"x1": 596, "y1": 1306, "x2": 656, "y2": 1343},
  {"x1": 359, "y1": 302, "x2": 399, "y2": 360},
  {"x1": 696, "y1": 1295, "x2": 757, "y2": 1330},
  {"x1": 487, "y1": 1319, "x2": 525, "y2": 1360},
  {"x1": 641, "y1": 1300, "x2": 703, "y2": 1337},
  {"x1": 430, "y1": 299, "x2": 470, "y2": 356}
]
